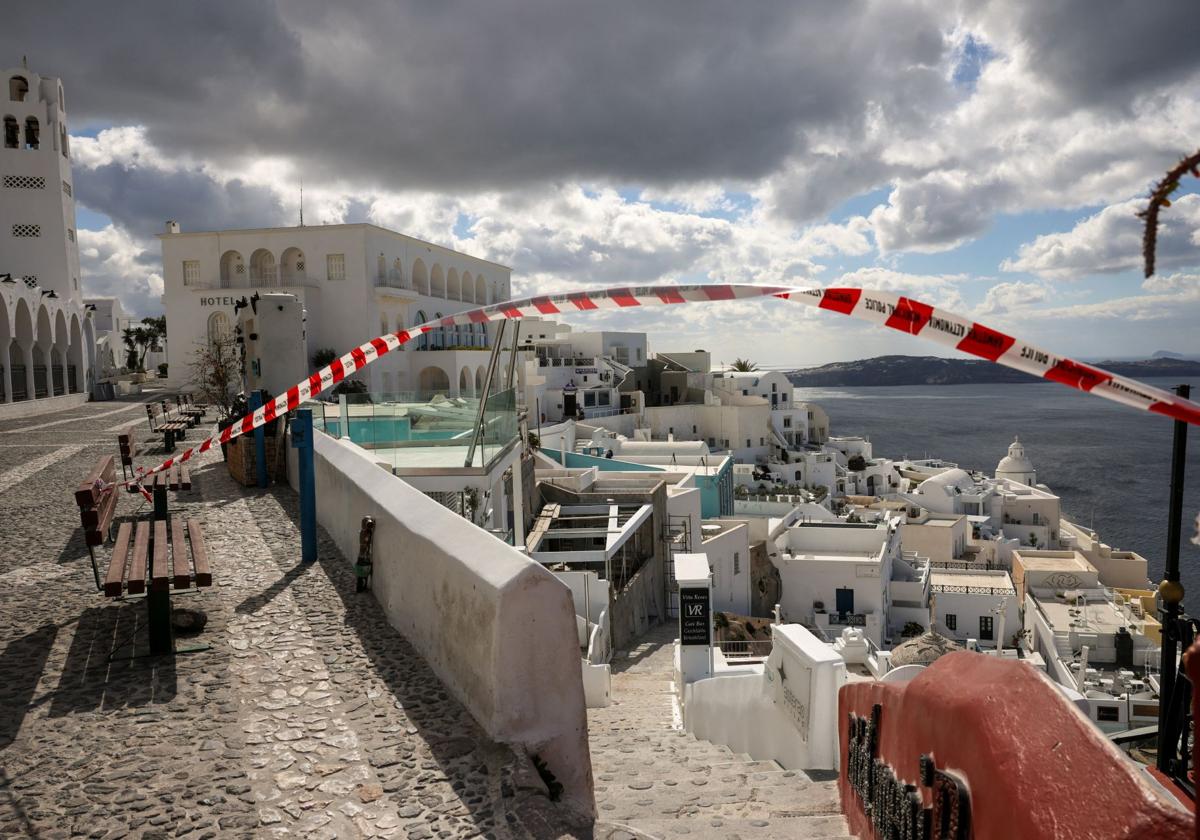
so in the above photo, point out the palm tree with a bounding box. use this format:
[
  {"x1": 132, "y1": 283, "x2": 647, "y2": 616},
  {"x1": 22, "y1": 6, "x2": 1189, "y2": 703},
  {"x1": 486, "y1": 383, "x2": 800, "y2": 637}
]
[{"x1": 730, "y1": 357, "x2": 758, "y2": 372}]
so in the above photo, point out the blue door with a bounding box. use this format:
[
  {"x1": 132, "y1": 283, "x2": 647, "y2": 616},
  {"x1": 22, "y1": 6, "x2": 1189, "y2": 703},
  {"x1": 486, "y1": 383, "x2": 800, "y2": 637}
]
[{"x1": 836, "y1": 588, "x2": 854, "y2": 616}]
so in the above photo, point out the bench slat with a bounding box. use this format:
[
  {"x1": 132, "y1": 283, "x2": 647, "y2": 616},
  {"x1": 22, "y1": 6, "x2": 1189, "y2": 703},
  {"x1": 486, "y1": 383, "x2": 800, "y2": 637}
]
[
  {"x1": 170, "y1": 519, "x2": 190, "y2": 589},
  {"x1": 180, "y1": 465, "x2": 191, "y2": 491},
  {"x1": 169, "y1": 463, "x2": 180, "y2": 491},
  {"x1": 84, "y1": 487, "x2": 118, "y2": 546},
  {"x1": 151, "y1": 520, "x2": 169, "y2": 591},
  {"x1": 104, "y1": 522, "x2": 134, "y2": 597},
  {"x1": 188, "y1": 519, "x2": 211, "y2": 588},
  {"x1": 127, "y1": 521, "x2": 151, "y2": 595},
  {"x1": 75, "y1": 455, "x2": 116, "y2": 506}
]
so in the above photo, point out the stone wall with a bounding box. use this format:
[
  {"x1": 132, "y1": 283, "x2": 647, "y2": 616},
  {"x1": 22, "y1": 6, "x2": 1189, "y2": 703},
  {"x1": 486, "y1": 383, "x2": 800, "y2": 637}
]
[{"x1": 304, "y1": 432, "x2": 594, "y2": 816}]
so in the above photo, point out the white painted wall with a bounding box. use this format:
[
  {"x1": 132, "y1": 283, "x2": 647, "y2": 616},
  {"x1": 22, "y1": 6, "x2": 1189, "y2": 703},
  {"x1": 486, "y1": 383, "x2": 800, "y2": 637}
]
[
  {"x1": 303, "y1": 432, "x2": 594, "y2": 814},
  {"x1": 684, "y1": 624, "x2": 845, "y2": 771}
]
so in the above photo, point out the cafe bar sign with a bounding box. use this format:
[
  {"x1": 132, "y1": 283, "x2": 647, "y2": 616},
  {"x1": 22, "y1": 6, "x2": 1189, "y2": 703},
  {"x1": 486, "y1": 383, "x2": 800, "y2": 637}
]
[{"x1": 679, "y1": 587, "x2": 710, "y2": 646}]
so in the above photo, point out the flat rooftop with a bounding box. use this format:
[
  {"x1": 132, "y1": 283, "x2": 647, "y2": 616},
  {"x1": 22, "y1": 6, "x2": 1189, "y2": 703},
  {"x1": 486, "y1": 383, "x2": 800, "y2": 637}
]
[
  {"x1": 931, "y1": 569, "x2": 1014, "y2": 593},
  {"x1": 1015, "y1": 550, "x2": 1094, "y2": 573}
]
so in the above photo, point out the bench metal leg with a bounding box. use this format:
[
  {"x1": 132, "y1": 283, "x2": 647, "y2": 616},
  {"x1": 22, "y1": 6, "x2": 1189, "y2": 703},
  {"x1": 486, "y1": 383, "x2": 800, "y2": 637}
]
[
  {"x1": 86, "y1": 546, "x2": 101, "y2": 592},
  {"x1": 147, "y1": 589, "x2": 173, "y2": 656}
]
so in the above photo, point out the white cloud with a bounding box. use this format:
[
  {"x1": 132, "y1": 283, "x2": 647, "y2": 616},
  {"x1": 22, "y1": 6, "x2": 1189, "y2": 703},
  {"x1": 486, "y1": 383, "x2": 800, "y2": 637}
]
[
  {"x1": 1002, "y1": 195, "x2": 1200, "y2": 279},
  {"x1": 78, "y1": 225, "x2": 163, "y2": 316},
  {"x1": 977, "y1": 281, "x2": 1049, "y2": 315}
]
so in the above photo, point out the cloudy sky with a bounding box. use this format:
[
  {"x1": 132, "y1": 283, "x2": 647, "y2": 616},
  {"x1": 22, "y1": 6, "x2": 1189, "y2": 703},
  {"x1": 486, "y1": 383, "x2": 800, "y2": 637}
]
[{"x1": 5, "y1": 1, "x2": 1199, "y2": 366}]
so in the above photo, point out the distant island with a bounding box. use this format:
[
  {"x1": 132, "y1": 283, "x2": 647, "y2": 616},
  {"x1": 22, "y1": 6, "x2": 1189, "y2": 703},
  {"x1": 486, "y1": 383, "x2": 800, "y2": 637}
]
[{"x1": 785, "y1": 355, "x2": 1200, "y2": 387}]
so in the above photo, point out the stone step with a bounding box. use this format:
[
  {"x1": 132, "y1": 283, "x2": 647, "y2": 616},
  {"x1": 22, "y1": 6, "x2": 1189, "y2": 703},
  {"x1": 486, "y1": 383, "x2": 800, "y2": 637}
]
[{"x1": 623, "y1": 815, "x2": 852, "y2": 840}]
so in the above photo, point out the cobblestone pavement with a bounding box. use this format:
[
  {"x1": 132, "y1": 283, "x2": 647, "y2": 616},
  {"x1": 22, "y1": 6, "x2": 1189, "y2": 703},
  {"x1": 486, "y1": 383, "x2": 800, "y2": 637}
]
[
  {"x1": 587, "y1": 624, "x2": 850, "y2": 840},
  {"x1": 0, "y1": 394, "x2": 586, "y2": 839}
]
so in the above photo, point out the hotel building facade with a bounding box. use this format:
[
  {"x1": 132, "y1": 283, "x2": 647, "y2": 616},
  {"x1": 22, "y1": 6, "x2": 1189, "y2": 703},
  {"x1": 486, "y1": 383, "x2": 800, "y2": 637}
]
[{"x1": 158, "y1": 222, "x2": 511, "y2": 396}]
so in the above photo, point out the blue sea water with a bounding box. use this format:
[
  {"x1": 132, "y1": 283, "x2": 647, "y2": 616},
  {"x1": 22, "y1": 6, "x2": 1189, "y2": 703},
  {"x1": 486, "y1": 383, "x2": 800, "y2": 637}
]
[{"x1": 792, "y1": 377, "x2": 1200, "y2": 601}]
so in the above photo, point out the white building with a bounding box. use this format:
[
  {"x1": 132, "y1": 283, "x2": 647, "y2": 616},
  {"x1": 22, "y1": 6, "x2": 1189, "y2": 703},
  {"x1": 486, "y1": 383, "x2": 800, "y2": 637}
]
[
  {"x1": 158, "y1": 222, "x2": 511, "y2": 396},
  {"x1": 1, "y1": 64, "x2": 94, "y2": 410},
  {"x1": 517, "y1": 318, "x2": 638, "y2": 423}
]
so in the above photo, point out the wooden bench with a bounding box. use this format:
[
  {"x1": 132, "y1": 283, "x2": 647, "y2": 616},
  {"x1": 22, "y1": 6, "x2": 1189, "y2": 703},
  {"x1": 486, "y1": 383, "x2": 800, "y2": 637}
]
[
  {"x1": 149, "y1": 463, "x2": 191, "y2": 491},
  {"x1": 176, "y1": 394, "x2": 206, "y2": 424},
  {"x1": 75, "y1": 455, "x2": 120, "y2": 590},
  {"x1": 104, "y1": 516, "x2": 212, "y2": 655},
  {"x1": 145, "y1": 402, "x2": 189, "y2": 452},
  {"x1": 103, "y1": 517, "x2": 211, "y2": 597},
  {"x1": 117, "y1": 421, "x2": 141, "y2": 481}
]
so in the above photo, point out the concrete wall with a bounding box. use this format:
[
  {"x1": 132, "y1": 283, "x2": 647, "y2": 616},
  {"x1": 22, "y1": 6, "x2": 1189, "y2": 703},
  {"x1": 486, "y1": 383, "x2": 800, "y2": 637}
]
[
  {"x1": 306, "y1": 432, "x2": 594, "y2": 814},
  {"x1": 684, "y1": 624, "x2": 846, "y2": 771}
]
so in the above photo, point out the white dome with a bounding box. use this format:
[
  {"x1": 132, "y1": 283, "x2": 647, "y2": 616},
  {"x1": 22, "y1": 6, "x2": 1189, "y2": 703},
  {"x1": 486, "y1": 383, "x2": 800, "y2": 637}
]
[{"x1": 996, "y1": 436, "x2": 1035, "y2": 478}]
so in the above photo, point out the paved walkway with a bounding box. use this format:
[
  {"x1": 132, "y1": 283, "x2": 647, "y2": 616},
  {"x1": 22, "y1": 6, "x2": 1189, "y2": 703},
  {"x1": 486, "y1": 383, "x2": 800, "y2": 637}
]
[
  {"x1": 0, "y1": 395, "x2": 582, "y2": 839},
  {"x1": 588, "y1": 625, "x2": 850, "y2": 840}
]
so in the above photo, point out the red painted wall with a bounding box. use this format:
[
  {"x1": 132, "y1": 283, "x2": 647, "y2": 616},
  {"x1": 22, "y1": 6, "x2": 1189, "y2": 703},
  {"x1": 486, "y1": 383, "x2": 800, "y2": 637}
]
[{"x1": 838, "y1": 652, "x2": 1191, "y2": 840}]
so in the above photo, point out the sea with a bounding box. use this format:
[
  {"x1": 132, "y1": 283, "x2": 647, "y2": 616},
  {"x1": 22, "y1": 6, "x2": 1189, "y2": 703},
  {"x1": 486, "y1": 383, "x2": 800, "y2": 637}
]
[{"x1": 792, "y1": 377, "x2": 1200, "y2": 600}]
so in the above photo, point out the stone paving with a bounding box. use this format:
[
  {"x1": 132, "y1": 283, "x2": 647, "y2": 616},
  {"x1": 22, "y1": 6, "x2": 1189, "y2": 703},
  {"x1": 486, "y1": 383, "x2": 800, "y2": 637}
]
[
  {"x1": 587, "y1": 625, "x2": 850, "y2": 840},
  {"x1": 0, "y1": 393, "x2": 586, "y2": 839}
]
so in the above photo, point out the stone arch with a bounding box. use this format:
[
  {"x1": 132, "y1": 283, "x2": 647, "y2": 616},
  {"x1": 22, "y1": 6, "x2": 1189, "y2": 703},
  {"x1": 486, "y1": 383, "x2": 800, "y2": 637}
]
[
  {"x1": 475, "y1": 366, "x2": 486, "y2": 394},
  {"x1": 280, "y1": 247, "x2": 306, "y2": 285},
  {"x1": 412, "y1": 258, "x2": 429, "y2": 296},
  {"x1": 207, "y1": 311, "x2": 232, "y2": 346},
  {"x1": 461, "y1": 271, "x2": 475, "y2": 303},
  {"x1": 432, "y1": 312, "x2": 445, "y2": 349},
  {"x1": 414, "y1": 309, "x2": 429, "y2": 350},
  {"x1": 475, "y1": 275, "x2": 488, "y2": 304},
  {"x1": 24, "y1": 116, "x2": 39, "y2": 149},
  {"x1": 11, "y1": 297, "x2": 33, "y2": 401},
  {"x1": 9, "y1": 75, "x2": 29, "y2": 102},
  {"x1": 459, "y1": 365, "x2": 472, "y2": 397},
  {"x1": 33, "y1": 303, "x2": 53, "y2": 398},
  {"x1": 2, "y1": 114, "x2": 17, "y2": 149},
  {"x1": 67, "y1": 313, "x2": 84, "y2": 393},
  {"x1": 393, "y1": 257, "x2": 405, "y2": 287},
  {"x1": 447, "y1": 268, "x2": 461, "y2": 301},
  {"x1": 430, "y1": 264, "x2": 445, "y2": 298},
  {"x1": 250, "y1": 248, "x2": 277, "y2": 287},
  {"x1": 418, "y1": 365, "x2": 450, "y2": 395},
  {"x1": 220, "y1": 250, "x2": 245, "y2": 289},
  {"x1": 52, "y1": 308, "x2": 68, "y2": 395},
  {"x1": 0, "y1": 294, "x2": 9, "y2": 401},
  {"x1": 82, "y1": 315, "x2": 96, "y2": 392}
]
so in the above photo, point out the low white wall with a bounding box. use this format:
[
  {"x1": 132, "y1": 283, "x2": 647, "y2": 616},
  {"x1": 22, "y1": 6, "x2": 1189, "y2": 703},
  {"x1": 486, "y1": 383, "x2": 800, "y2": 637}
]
[
  {"x1": 582, "y1": 661, "x2": 612, "y2": 707},
  {"x1": 0, "y1": 392, "x2": 88, "y2": 420},
  {"x1": 308, "y1": 432, "x2": 594, "y2": 814},
  {"x1": 684, "y1": 624, "x2": 845, "y2": 770}
]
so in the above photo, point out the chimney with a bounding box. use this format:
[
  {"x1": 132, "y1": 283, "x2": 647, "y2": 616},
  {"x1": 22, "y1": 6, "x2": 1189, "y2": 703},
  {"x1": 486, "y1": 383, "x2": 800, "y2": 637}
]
[{"x1": 165, "y1": 220, "x2": 180, "y2": 234}]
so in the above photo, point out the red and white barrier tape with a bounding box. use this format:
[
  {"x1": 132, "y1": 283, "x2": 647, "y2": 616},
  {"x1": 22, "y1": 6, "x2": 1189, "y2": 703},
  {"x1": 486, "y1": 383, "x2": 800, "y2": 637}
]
[{"x1": 121, "y1": 283, "x2": 1200, "y2": 489}]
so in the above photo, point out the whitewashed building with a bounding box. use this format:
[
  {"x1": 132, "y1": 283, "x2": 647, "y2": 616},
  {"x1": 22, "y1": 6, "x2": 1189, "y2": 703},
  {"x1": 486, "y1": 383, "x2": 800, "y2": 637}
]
[
  {"x1": 1, "y1": 64, "x2": 94, "y2": 411},
  {"x1": 158, "y1": 222, "x2": 511, "y2": 396}
]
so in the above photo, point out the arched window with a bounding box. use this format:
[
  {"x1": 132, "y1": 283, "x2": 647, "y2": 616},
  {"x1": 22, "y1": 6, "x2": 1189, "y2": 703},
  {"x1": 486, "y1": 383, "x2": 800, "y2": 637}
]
[
  {"x1": 219, "y1": 251, "x2": 245, "y2": 289},
  {"x1": 393, "y1": 257, "x2": 404, "y2": 287},
  {"x1": 3, "y1": 115, "x2": 17, "y2": 149},
  {"x1": 59, "y1": 122, "x2": 68, "y2": 158},
  {"x1": 280, "y1": 247, "x2": 305, "y2": 284},
  {"x1": 415, "y1": 310, "x2": 428, "y2": 349},
  {"x1": 412, "y1": 258, "x2": 429, "y2": 295},
  {"x1": 9, "y1": 76, "x2": 28, "y2": 102},
  {"x1": 23, "y1": 116, "x2": 38, "y2": 150},
  {"x1": 249, "y1": 249, "x2": 277, "y2": 287},
  {"x1": 59, "y1": 86, "x2": 65, "y2": 111},
  {"x1": 431, "y1": 264, "x2": 445, "y2": 298},
  {"x1": 377, "y1": 253, "x2": 386, "y2": 284},
  {"x1": 433, "y1": 312, "x2": 444, "y2": 349},
  {"x1": 207, "y1": 311, "x2": 232, "y2": 346}
]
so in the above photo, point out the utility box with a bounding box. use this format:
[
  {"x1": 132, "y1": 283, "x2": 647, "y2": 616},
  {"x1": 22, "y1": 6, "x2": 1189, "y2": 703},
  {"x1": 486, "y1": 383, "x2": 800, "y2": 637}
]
[{"x1": 238, "y1": 293, "x2": 308, "y2": 398}]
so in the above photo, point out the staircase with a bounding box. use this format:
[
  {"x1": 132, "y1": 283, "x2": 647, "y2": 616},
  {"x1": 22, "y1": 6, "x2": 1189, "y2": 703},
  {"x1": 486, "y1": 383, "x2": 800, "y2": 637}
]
[{"x1": 589, "y1": 624, "x2": 851, "y2": 839}]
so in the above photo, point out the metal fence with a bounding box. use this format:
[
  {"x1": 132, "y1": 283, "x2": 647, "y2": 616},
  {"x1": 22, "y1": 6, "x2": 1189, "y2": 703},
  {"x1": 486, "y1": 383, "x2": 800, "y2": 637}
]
[
  {"x1": 715, "y1": 639, "x2": 773, "y2": 660},
  {"x1": 930, "y1": 583, "x2": 1014, "y2": 596}
]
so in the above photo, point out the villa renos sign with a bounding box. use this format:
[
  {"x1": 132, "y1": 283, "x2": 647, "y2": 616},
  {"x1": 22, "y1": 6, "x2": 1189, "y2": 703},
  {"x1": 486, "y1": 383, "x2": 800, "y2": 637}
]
[{"x1": 679, "y1": 588, "x2": 710, "y2": 645}]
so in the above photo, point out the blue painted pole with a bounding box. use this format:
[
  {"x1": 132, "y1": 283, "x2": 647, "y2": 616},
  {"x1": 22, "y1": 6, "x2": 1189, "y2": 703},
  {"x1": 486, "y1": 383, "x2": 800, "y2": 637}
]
[
  {"x1": 292, "y1": 408, "x2": 317, "y2": 563},
  {"x1": 250, "y1": 390, "x2": 268, "y2": 488}
]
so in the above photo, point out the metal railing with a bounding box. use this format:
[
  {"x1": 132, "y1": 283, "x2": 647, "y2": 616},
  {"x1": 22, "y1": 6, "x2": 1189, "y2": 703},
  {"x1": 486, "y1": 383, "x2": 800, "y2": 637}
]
[
  {"x1": 930, "y1": 583, "x2": 1014, "y2": 596},
  {"x1": 715, "y1": 639, "x2": 773, "y2": 660},
  {"x1": 828, "y1": 613, "x2": 867, "y2": 627}
]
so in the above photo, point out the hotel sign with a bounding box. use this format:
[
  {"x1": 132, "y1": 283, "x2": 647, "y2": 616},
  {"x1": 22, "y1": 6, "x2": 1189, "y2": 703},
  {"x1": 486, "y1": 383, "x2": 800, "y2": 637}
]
[
  {"x1": 199, "y1": 295, "x2": 241, "y2": 307},
  {"x1": 679, "y1": 588, "x2": 710, "y2": 646}
]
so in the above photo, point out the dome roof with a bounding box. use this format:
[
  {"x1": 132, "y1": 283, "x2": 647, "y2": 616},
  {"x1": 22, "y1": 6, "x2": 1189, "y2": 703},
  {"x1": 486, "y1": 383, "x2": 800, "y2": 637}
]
[
  {"x1": 997, "y1": 436, "x2": 1034, "y2": 475},
  {"x1": 889, "y1": 630, "x2": 961, "y2": 666}
]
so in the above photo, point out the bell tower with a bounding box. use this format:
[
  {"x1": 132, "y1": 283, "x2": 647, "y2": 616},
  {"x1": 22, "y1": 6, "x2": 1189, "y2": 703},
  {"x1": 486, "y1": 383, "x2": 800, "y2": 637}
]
[{"x1": 0, "y1": 61, "x2": 81, "y2": 304}]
